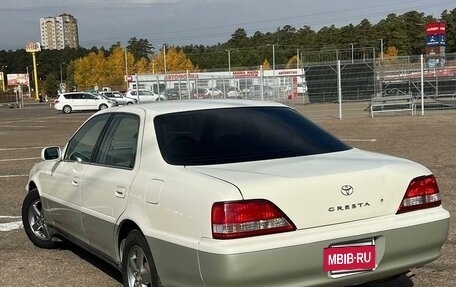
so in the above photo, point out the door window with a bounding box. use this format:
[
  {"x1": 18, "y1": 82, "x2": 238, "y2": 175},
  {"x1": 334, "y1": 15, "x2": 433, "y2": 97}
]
[{"x1": 64, "y1": 114, "x2": 111, "y2": 163}]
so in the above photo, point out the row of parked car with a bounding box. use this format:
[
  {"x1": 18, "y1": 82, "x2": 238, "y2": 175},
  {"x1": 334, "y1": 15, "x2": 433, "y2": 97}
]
[
  {"x1": 53, "y1": 90, "x2": 167, "y2": 114},
  {"x1": 52, "y1": 84, "x2": 300, "y2": 114}
]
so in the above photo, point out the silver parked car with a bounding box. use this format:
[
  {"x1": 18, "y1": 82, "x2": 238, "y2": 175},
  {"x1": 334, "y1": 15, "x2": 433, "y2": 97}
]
[
  {"x1": 125, "y1": 89, "x2": 166, "y2": 102},
  {"x1": 100, "y1": 91, "x2": 136, "y2": 105},
  {"x1": 22, "y1": 100, "x2": 449, "y2": 287}
]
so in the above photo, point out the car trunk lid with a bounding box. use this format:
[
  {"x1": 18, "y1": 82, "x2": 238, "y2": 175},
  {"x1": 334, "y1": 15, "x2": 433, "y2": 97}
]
[{"x1": 188, "y1": 149, "x2": 431, "y2": 229}]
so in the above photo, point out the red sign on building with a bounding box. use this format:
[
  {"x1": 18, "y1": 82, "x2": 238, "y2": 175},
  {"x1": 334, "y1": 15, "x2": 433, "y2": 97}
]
[{"x1": 425, "y1": 22, "x2": 446, "y2": 35}]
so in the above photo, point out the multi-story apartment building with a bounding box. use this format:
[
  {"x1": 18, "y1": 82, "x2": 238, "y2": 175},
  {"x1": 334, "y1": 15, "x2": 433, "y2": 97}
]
[{"x1": 40, "y1": 13, "x2": 79, "y2": 50}]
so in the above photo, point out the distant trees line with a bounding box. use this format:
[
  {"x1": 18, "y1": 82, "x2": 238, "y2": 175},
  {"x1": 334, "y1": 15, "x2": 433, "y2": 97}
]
[{"x1": 0, "y1": 9, "x2": 454, "y2": 95}]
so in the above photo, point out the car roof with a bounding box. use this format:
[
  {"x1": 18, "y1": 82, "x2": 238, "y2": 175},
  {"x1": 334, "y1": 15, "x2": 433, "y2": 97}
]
[{"x1": 100, "y1": 99, "x2": 286, "y2": 117}]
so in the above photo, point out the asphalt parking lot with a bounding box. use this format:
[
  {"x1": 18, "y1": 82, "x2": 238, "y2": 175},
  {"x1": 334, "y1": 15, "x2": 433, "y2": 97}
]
[{"x1": 0, "y1": 102, "x2": 454, "y2": 286}]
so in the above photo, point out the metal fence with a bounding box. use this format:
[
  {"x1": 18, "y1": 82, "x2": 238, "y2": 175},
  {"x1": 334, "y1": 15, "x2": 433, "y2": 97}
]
[{"x1": 129, "y1": 50, "x2": 455, "y2": 119}]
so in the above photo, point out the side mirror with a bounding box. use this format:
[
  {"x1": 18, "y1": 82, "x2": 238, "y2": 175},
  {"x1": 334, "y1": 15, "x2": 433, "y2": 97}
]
[{"x1": 41, "y1": 146, "x2": 61, "y2": 160}]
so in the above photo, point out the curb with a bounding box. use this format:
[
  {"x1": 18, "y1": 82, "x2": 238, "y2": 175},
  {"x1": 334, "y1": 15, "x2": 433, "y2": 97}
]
[{"x1": 0, "y1": 102, "x2": 21, "y2": 109}]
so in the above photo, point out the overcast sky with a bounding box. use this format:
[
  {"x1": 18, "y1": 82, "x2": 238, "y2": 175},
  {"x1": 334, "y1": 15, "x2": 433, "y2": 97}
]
[{"x1": 0, "y1": 0, "x2": 453, "y2": 51}]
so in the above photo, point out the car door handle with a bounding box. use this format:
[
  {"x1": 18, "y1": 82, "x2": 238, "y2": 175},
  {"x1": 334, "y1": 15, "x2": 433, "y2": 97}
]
[
  {"x1": 115, "y1": 186, "x2": 126, "y2": 198},
  {"x1": 72, "y1": 177, "x2": 80, "y2": 187}
]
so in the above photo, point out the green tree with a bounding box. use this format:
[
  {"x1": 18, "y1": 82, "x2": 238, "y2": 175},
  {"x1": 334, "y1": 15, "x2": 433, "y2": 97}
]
[
  {"x1": 127, "y1": 37, "x2": 154, "y2": 62},
  {"x1": 376, "y1": 14, "x2": 409, "y2": 55},
  {"x1": 402, "y1": 11, "x2": 427, "y2": 55},
  {"x1": 442, "y1": 9, "x2": 456, "y2": 53},
  {"x1": 43, "y1": 73, "x2": 59, "y2": 97},
  {"x1": 228, "y1": 28, "x2": 249, "y2": 47}
]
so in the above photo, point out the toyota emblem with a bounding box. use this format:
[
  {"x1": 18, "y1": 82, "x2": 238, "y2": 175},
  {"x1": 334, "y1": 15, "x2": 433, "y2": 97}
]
[{"x1": 341, "y1": 185, "x2": 354, "y2": 196}]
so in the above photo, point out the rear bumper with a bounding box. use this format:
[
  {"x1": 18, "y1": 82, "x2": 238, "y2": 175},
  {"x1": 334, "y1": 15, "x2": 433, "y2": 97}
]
[
  {"x1": 145, "y1": 207, "x2": 449, "y2": 287},
  {"x1": 196, "y1": 207, "x2": 449, "y2": 287}
]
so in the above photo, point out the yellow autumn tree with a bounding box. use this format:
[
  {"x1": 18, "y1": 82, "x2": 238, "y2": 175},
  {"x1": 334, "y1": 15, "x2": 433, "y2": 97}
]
[
  {"x1": 262, "y1": 59, "x2": 271, "y2": 70},
  {"x1": 105, "y1": 46, "x2": 130, "y2": 86},
  {"x1": 383, "y1": 46, "x2": 399, "y2": 58},
  {"x1": 74, "y1": 47, "x2": 138, "y2": 90},
  {"x1": 381, "y1": 46, "x2": 400, "y2": 68},
  {"x1": 151, "y1": 46, "x2": 197, "y2": 73},
  {"x1": 286, "y1": 55, "x2": 299, "y2": 69},
  {"x1": 74, "y1": 51, "x2": 106, "y2": 90},
  {"x1": 134, "y1": 57, "x2": 150, "y2": 73}
]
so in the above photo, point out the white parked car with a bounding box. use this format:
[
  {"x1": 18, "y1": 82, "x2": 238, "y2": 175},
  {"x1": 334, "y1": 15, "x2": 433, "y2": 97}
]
[
  {"x1": 53, "y1": 92, "x2": 115, "y2": 114},
  {"x1": 125, "y1": 89, "x2": 166, "y2": 103},
  {"x1": 22, "y1": 100, "x2": 449, "y2": 287}
]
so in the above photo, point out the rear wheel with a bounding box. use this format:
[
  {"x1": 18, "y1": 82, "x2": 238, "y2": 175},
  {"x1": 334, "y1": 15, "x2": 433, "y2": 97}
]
[
  {"x1": 122, "y1": 230, "x2": 161, "y2": 287},
  {"x1": 62, "y1": 105, "x2": 72, "y2": 114},
  {"x1": 359, "y1": 273, "x2": 414, "y2": 287},
  {"x1": 99, "y1": 103, "x2": 108, "y2": 110},
  {"x1": 21, "y1": 188, "x2": 57, "y2": 249}
]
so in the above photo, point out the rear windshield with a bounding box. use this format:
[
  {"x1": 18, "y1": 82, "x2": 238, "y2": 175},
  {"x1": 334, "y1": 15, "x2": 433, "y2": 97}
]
[{"x1": 154, "y1": 107, "x2": 351, "y2": 165}]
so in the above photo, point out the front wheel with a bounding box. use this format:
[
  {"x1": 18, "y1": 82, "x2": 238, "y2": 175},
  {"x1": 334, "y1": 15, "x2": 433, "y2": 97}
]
[
  {"x1": 21, "y1": 188, "x2": 57, "y2": 249},
  {"x1": 122, "y1": 230, "x2": 160, "y2": 287},
  {"x1": 99, "y1": 103, "x2": 108, "y2": 110}
]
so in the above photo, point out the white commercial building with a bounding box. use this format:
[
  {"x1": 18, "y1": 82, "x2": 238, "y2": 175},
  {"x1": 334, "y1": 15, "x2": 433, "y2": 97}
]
[{"x1": 127, "y1": 68, "x2": 307, "y2": 100}]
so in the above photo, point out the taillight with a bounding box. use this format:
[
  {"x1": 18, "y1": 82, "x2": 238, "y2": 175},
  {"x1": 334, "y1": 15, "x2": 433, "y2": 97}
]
[
  {"x1": 211, "y1": 199, "x2": 296, "y2": 240},
  {"x1": 397, "y1": 175, "x2": 441, "y2": 214}
]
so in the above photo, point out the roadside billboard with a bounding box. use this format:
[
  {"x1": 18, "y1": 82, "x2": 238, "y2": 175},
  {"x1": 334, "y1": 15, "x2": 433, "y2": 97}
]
[
  {"x1": 7, "y1": 73, "x2": 29, "y2": 86},
  {"x1": 425, "y1": 22, "x2": 446, "y2": 35}
]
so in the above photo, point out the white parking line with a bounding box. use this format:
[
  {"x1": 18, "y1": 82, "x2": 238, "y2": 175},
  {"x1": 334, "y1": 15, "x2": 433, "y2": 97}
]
[
  {"x1": 0, "y1": 157, "x2": 40, "y2": 162},
  {"x1": 0, "y1": 216, "x2": 21, "y2": 219},
  {"x1": 0, "y1": 221, "x2": 23, "y2": 231},
  {"x1": 0, "y1": 174, "x2": 28, "y2": 178},
  {"x1": 0, "y1": 216, "x2": 23, "y2": 232},
  {"x1": 341, "y1": 138, "x2": 377, "y2": 142},
  {"x1": 0, "y1": 125, "x2": 47, "y2": 128},
  {"x1": 0, "y1": 146, "x2": 45, "y2": 151}
]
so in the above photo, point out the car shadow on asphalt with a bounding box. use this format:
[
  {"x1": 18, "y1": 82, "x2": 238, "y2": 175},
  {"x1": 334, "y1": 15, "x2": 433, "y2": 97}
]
[{"x1": 60, "y1": 240, "x2": 122, "y2": 283}]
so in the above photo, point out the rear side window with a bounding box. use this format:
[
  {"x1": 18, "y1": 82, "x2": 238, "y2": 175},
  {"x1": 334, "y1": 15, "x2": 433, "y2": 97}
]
[
  {"x1": 139, "y1": 90, "x2": 153, "y2": 96},
  {"x1": 83, "y1": 93, "x2": 96, "y2": 99},
  {"x1": 64, "y1": 93, "x2": 81, "y2": 99},
  {"x1": 94, "y1": 114, "x2": 139, "y2": 168},
  {"x1": 155, "y1": 107, "x2": 351, "y2": 165}
]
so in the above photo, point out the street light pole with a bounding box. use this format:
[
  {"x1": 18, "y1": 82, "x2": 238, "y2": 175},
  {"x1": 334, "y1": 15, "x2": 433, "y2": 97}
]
[
  {"x1": 225, "y1": 49, "x2": 231, "y2": 75},
  {"x1": 267, "y1": 44, "x2": 277, "y2": 76},
  {"x1": 0, "y1": 65, "x2": 7, "y2": 93},
  {"x1": 350, "y1": 43, "x2": 354, "y2": 64},
  {"x1": 60, "y1": 62, "x2": 65, "y2": 84},
  {"x1": 163, "y1": 44, "x2": 167, "y2": 75},
  {"x1": 272, "y1": 44, "x2": 276, "y2": 75},
  {"x1": 26, "y1": 65, "x2": 31, "y2": 95}
]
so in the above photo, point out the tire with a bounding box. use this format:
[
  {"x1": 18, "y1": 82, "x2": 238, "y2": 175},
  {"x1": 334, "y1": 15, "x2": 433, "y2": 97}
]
[
  {"x1": 21, "y1": 188, "x2": 57, "y2": 249},
  {"x1": 122, "y1": 230, "x2": 160, "y2": 287},
  {"x1": 62, "y1": 105, "x2": 72, "y2": 114},
  {"x1": 99, "y1": 103, "x2": 108, "y2": 110}
]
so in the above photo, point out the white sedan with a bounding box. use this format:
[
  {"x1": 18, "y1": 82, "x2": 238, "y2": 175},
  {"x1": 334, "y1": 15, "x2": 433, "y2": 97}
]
[{"x1": 22, "y1": 100, "x2": 449, "y2": 287}]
